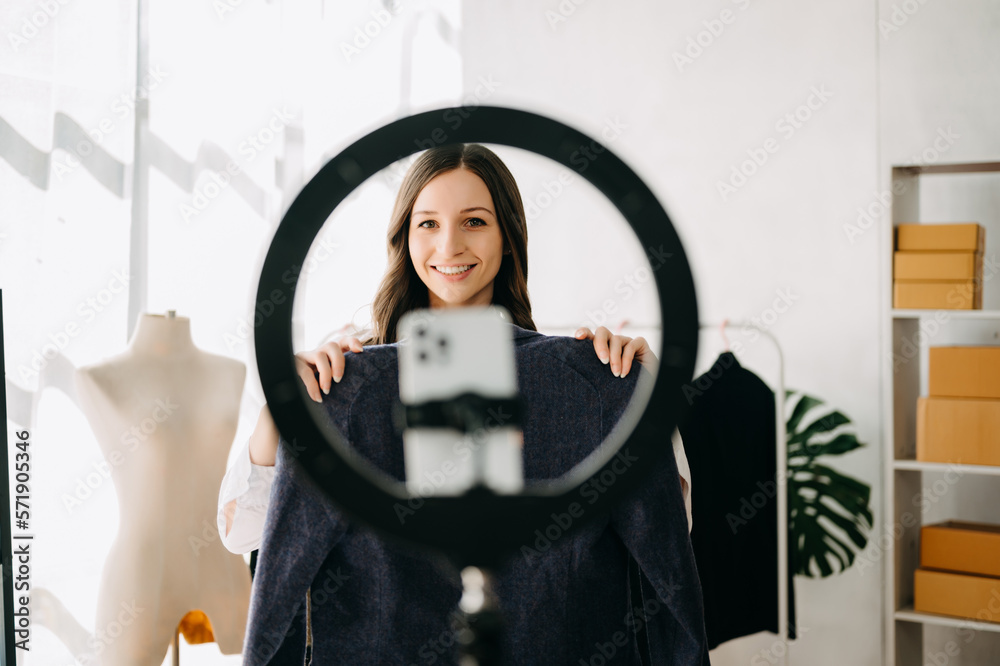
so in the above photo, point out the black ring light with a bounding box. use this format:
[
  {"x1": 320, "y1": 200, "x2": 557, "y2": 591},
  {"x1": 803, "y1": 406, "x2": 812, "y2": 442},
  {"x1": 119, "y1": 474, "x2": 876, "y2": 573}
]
[{"x1": 254, "y1": 105, "x2": 698, "y2": 568}]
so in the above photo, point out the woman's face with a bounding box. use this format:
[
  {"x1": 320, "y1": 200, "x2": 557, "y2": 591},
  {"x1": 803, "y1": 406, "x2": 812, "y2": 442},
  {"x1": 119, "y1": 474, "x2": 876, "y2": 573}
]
[{"x1": 408, "y1": 168, "x2": 505, "y2": 309}]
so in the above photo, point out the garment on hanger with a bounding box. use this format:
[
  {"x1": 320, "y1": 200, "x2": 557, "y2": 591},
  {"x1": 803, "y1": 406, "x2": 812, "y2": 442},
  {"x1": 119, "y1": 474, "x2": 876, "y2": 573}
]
[
  {"x1": 243, "y1": 323, "x2": 711, "y2": 665},
  {"x1": 678, "y1": 351, "x2": 797, "y2": 650}
]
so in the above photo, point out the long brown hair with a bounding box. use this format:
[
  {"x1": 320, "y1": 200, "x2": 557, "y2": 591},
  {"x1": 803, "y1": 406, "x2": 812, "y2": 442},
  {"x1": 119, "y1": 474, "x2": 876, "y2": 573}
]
[{"x1": 357, "y1": 143, "x2": 536, "y2": 346}]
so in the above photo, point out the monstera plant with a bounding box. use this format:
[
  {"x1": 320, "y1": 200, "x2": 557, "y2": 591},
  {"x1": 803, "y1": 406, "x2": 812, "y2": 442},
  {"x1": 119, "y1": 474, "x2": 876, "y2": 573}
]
[{"x1": 785, "y1": 389, "x2": 873, "y2": 578}]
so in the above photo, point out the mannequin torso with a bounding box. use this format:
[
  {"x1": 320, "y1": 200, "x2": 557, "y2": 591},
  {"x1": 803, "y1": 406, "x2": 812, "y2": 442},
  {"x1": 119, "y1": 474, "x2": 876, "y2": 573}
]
[{"x1": 73, "y1": 313, "x2": 251, "y2": 665}]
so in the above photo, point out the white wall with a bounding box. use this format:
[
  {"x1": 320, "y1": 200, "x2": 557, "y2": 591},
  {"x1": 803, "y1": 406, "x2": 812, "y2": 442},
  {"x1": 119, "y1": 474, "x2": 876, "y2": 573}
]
[{"x1": 458, "y1": 1, "x2": 996, "y2": 664}]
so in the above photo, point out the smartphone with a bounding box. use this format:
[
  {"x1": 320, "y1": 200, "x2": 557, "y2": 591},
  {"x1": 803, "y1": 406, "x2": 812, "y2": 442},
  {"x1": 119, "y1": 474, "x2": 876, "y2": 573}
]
[{"x1": 397, "y1": 305, "x2": 523, "y2": 496}]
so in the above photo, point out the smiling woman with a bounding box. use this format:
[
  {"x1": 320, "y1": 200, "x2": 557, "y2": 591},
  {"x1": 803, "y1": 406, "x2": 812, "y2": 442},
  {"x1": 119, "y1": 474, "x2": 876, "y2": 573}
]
[
  {"x1": 362, "y1": 142, "x2": 533, "y2": 345},
  {"x1": 409, "y1": 168, "x2": 509, "y2": 309},
  {"x1": 218, "y1": 140, "x2": 694, "y2": 663}
]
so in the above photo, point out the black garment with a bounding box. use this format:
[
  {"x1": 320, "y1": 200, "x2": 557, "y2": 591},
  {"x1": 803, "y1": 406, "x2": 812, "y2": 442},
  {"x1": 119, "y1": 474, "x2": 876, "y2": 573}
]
[{"x1": 677, "y1": 351, "x2": 797, "y2": 650}]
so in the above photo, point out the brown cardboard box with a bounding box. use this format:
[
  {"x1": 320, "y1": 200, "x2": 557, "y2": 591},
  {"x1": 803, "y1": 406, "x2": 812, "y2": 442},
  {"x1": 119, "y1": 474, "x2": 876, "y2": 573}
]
[
  {"x1": 929, "y1": 346, "x2": 1000, "y2": 398},
  {"x1": 896, "y1": 223, "x2": 985, "y2": 252},
  {"x1": 914, "y1": 568, "x2": 1000, "y2": 623},
  {"x1": 893, "y1": 280, "x2": 982, "y2": 309},
  {"x1": 894, "y1": 252, "x2": 983, "y2": 280},
  {"x1": 921, "y1": 521, "x2": 1000, "y2": 578},
  {"x1": 916, "y1": 396, "x2": 1000, "y2": 466}
]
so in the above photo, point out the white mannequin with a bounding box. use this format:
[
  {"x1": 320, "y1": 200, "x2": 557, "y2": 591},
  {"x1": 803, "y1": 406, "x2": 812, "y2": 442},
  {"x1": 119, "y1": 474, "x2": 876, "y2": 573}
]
[{"x1": 73, "y1": 311, "x2": 251, "y2": 664}]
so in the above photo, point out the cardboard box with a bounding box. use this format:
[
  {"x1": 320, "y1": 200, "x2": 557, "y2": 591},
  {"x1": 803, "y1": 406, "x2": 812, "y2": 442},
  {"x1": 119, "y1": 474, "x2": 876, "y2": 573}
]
[
  {"x1": 894, "y1": 252, "x2": 983, "y2": 280},
  {"x1": 929, "y1": 346, "x2": 1000, "y2": 398},
  {"x1": 893, "y1": 280, "x2": 982, "y2": 309},
  {"x1": 914, "y1": 568, "x2": 1000, "y2": 623},
  {"x1": 921, "y1": 521, "x2": 1000, "y2": 578},
  {"x1": 917, "y1": 396, "x2": 1000, "y2": 466},
  {"x1": 896, "y1": 223, "x2": 985, "y2": 252}
]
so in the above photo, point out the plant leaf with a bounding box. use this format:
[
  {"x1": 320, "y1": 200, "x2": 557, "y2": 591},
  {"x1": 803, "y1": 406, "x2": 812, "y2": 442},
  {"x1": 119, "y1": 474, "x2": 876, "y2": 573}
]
[
  {"x1": 784, "y1": 392, "x2": 873, "y2": 580},
  {"x1": 788, "y1": 411, "x2": 851, "y2": 446},
  {"x1": 786, "y1": 392, "x2": 823, "y2": 435},
  {"x1": 790, "y1": 433, "x2": 863, "y2": 459}
]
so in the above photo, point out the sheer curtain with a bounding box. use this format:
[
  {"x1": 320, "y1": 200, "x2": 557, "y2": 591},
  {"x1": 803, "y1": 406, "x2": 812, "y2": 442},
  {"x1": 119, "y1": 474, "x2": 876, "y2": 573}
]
[{"x1": 1, "y1": 0, "x2": 461, "y2": 663}]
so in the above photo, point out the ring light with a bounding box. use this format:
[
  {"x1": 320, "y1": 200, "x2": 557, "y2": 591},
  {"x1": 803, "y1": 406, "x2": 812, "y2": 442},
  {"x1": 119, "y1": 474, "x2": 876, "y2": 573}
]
[{"x1": 254, "y1": 105, "x2": 698, "y2": 567}]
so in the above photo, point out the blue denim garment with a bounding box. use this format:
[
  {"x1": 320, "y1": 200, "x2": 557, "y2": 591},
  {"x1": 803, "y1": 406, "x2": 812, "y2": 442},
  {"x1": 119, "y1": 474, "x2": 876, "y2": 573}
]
[{"x1": 243, "y1": 324, "x2": 710, "y2": 665}]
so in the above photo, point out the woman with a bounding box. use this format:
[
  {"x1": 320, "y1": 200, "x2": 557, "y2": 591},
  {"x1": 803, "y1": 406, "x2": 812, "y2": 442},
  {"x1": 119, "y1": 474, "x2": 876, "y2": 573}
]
[{"x1": 217, "y1": 142, "x2": 690, "y2": 556}]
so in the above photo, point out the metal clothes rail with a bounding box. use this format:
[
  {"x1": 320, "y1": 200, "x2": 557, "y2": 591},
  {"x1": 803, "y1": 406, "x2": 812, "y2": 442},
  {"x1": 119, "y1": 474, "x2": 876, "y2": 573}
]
[{"x1": 698, "y1": 320, "x2": 790, "y2": 665}]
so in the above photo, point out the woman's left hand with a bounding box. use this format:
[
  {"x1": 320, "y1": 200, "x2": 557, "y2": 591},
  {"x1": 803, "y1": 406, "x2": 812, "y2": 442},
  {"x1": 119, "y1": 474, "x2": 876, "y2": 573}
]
[{"x1": 574, "y1": 326, "x2": 658, "y2": 378}]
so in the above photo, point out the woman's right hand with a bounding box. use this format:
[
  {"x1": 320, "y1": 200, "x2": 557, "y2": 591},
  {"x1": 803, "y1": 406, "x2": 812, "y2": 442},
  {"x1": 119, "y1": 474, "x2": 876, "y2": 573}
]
[
  {"x1": 248, "y1": 336, "x2": 365, "y2": 468},
  {"x1": 294, "y1": 336, "x2": 365, "y2": 402}
]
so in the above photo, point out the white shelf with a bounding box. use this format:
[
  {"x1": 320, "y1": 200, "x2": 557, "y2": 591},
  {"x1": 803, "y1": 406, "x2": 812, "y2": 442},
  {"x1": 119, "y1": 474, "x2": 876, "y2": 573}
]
[
  {"x1": 884, "y1": 160, "x2": 1000, "y2": 666},
  {"x1": 892, "y1": 309, "x2": 1000, "y2": 320},
  {"x1": 893, "y1": 460, "x2": 1000, "y2": 476},
  {"x1": 895, "y1": 607, "x2": 1000, "y2": 634}
]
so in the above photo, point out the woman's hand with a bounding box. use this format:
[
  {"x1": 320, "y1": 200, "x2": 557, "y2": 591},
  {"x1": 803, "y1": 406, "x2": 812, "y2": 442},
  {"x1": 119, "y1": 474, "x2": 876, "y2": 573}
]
[
  {"x1": 574, "y1": 326, "x2": 658, "y2": 378},
  {"x1": 294, "y1": 336, "x2": 365, "y2": 402}
]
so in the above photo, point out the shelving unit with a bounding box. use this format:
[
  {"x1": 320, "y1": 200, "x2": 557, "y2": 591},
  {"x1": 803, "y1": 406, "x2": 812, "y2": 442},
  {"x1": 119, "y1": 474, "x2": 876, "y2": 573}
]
[{"x1": 883, "y1": 162, "x2": 1000, "y2": 665}]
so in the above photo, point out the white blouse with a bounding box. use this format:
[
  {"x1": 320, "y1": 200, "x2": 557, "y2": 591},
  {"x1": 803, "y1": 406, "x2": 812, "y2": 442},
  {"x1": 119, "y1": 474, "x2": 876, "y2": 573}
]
[{"x1": 217, "y1": 429, "x2": 694, "y2": 555}]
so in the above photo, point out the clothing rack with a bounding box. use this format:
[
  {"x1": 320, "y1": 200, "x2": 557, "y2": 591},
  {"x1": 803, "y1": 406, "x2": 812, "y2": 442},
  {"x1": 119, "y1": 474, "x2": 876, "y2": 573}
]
[
  {"x1": 595, "y1": 318, "x2": 791, "y2": 660},
  {"x1": 697, "y1": 321, "x2": 790, "y2": 664},
  {"x1": 604, "y1": 319, "x2": 790, "y2": 662}
]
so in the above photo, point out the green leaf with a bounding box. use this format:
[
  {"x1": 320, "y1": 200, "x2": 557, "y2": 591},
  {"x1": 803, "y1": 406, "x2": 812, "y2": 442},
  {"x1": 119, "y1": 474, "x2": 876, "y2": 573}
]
[
  {"x1": 790, "y1": 433, "x2": 863, "y2": 459},
  {"x1": 810, "y1": 463, "x2": 871, "y2": 498},
  {"x1": 815, "y1": 501, "x2": 869, "y2": 548},
  {"x1": 796, "y1": 479, "x2": 872, "y2": 526},
  {"x1": 788, "y1": 411, "x2": 851, "y2": 446},
  {"x1": 784, "y1": 391, "x2": 873, "y2": 579},
  {"x1": 786, "y1": 393, "x2": 823, "y2": 434}
]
